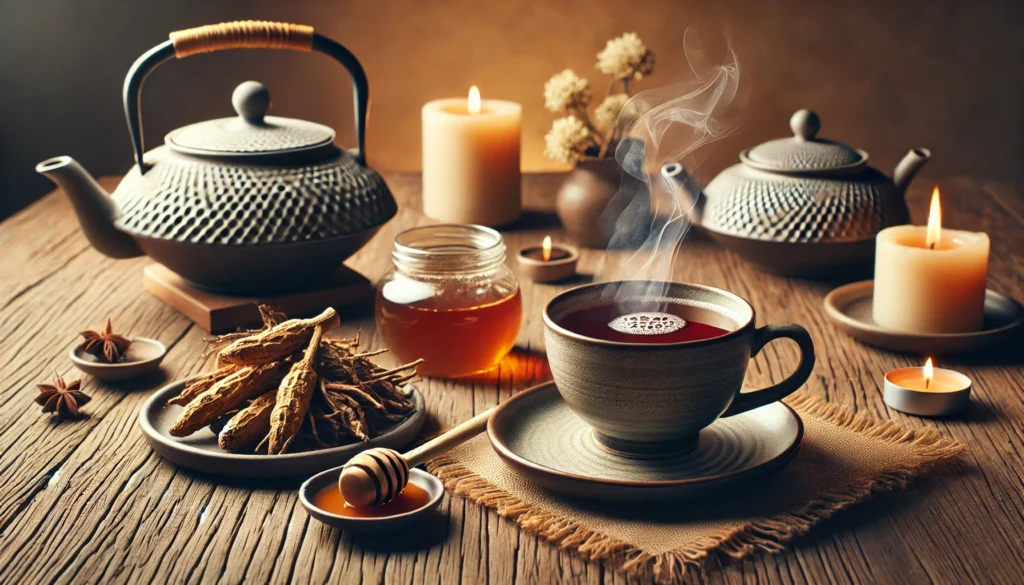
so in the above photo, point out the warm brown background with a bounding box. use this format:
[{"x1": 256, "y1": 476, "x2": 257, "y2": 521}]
[{"x1": 2, "y1": 0, "x2": 1022, "y2": 219}]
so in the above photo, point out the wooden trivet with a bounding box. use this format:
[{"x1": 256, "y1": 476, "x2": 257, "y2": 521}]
[{"x1": 143, "y1": 264, "x2": 373, "y2": 333}]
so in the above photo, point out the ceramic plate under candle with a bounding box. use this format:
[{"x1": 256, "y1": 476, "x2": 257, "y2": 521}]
[
  {"x1": 824, "y1": 280, "x2": 1023, "y2": 354},
  {"x1": 300, "y1": 467, "x2": 444, "y2": 533},
  {"x1": 139, "y1": 381, "x2": 426, "y2": 477},
  {"x1": 487, "y1": 382, "x2": 802, "y2": 502}
]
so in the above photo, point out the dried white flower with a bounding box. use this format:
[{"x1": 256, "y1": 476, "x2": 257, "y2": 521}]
[
  {"x1": 596, "y1": 33, "x2": 655, "y2": 81},
  {"x1": 543, "y1": 69, "x2": 592, "y2": 113},
  {"x1": 544, "y1": 115, "x2": 595, "y2": 164},
  {"x1": 594, "y1": 93, "x2": 629, "y2": 133}
]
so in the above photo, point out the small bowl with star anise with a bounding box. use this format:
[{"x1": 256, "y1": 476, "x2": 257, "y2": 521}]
[{"x1": 69, "y1": 319, "x2": 167, "y2": 381}]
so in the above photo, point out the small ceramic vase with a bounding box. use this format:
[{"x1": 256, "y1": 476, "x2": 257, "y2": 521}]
[{"x1": 555, "y1": 157, "x2": 624, "y2": 249}]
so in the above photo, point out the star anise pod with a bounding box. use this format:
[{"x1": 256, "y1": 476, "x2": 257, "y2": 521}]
[
  {"x1": 80, "y1": 318, "x2": 132, "y2": 363},
  {"x1": 36, "y1": 374, "x2": 91, "y2": 420}
]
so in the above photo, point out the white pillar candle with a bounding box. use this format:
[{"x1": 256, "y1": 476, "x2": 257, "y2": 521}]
[
  {"x1": 422, "y1": 87, "x2": 521, "y2": 226},
  {"x1": 873, "y1": 188, "x2": 989, "y2": 333}
]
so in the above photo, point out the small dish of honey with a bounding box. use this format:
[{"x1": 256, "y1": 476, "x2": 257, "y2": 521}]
[{"x1": 300, "y1": 466, "x2": 444, "y2": 533}]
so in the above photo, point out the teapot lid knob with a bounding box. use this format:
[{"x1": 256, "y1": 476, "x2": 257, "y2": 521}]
[
  {"x1": 790, "y1": 109, "x2": 820, "y2": 141},
  {"x1": 232, "y1": 81, "x2": 271, "y2": 124}
]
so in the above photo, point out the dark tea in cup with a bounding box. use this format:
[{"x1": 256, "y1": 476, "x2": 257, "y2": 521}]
[
  {"x1": 556, "y1": 301, "x2": 730, "y2": 344},
  {"x1": 543, "y1": 281, "x2": 815, "y2": 457}
]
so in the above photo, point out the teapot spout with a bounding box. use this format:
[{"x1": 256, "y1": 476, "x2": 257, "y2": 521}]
[
  {"x1": 893, "y1": 148, "x2": 931, "y2": 196},
  {"x1": 660, "y1": 163, "x2": 704, "y2": 224},
  {"x1": 35, "y1": 157, "x2": 143, "y2": 259}
]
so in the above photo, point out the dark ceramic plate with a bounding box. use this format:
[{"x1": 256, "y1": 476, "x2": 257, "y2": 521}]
[
  {"x1": 824, "y1": 280, "x2": 1024, "y2": 354},
  {"x1": 487, "y1": 382, "x2": 802, "y2": 502},
  {"x1": 139, "y1": 381, "x2": 425, "y2": 478}
]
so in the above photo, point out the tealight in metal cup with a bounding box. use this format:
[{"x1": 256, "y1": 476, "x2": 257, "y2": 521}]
[{"x1": 883, "y1": 367, "x2": 972, "y2": 416}]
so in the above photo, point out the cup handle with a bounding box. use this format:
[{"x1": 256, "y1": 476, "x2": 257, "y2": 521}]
[{"x1": 721, "y1": 323, "x2": 815, "y2": 417}]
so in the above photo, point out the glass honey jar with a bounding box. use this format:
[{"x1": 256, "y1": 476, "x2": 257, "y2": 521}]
[{"x1": 375, "y1": 225, "x2": 522, "y2": 378}]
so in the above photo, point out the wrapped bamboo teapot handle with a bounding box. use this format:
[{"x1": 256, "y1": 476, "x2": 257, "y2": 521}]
[
  {"x1": 123, "y1": 20, "x2": 368, "y2": 169},
  {"x1": 169, "y1": 21, "x2": 315, "y2": 57},
  {"x1": 340, "y1": 408, "x2": 495, "y2": 508}
]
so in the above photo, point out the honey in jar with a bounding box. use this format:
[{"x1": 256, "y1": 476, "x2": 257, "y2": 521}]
[{"x1": 376, "y1": 225, "x2": 522, "y2": 378}]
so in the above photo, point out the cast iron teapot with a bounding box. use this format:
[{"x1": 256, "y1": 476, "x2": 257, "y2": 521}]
[
  {"x1": 37, "y1": 21, "x2": 397, "y2": 293},
  {"x1": 662, "y1": 109, "x2": 930, "y2": 276}
]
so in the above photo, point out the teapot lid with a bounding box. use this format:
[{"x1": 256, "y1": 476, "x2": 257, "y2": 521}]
[
  {"x1": 741, "y1": 110, "x2": 867, "y2": 174},
  {"x1": 165, "y1": 81, "x2": 336, "y2": 158}
]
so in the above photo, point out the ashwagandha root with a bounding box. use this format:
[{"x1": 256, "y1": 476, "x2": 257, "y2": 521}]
[
  {"x1": 201, "y1": 305, "x2": 290, "y2": 359},
  {"x1": 218, "y1": 307, "x2": 340, "y2": 366},
  {"x1": 169, "y1": 305, "x2": 418, "y2": 455},
  {"x1": 267, "y1": 325, "x2": 324, "y2": 454},
  {"x1": 319, "y1": 385, "x2": 370, "y2": 442},
  {"x1": 363, "y1": 358, "x2": 425, "y2": 382},
  {"x1": 326, "y1": 383, "x2": 388, "y2": 416},
  {"x1": 169, "y1": 361, "x2": 289, "y2": 437},
  {"x1": 168, "y1": 364, "x2": 242, "y2": 407},
  {"x1": 218, "y1": 391, "x2": 277, "y2": 452}
]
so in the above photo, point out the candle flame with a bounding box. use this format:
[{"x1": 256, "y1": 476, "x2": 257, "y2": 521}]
[
  {"x1": 923, "y1": 357, "x2": 934, "y2": 389},
  {"x1": 468, "y1": 86, "x2": 481, "y2": 115},
  {"x1": 926, "y1": 187, "x2": 942, "y2": 249},
  {"x1": 542, "y1": 235, "x2": 552, "y2": 262}
]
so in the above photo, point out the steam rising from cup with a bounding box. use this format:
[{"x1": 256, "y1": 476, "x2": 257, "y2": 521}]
[{"x1": 597, "y1": 30, "x2": 746, "y2": 312}]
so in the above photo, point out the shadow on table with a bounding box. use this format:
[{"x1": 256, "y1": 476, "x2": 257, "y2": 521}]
[
  {"x1": 181, "y1": 469, "x2": 452, "y2": 550},
  {"x1": 546, "y1": 440, "x2": 968, "y2": 527},
  {"x1": 872, "y1": 336, "x2": 1024, "y2": 367},
  {"x1": 506, "y1": 210, "x2": 563, "y2": 231},
  {"x1": 180, "y1": 471, "x2": 306, "y2": 491},
  {"x1": 951, "y1": 335, "x2": 1024, "y2": 366},
  {"x1": 346, "y1": 512, "x2": 452, "y2": 551},
  {"x1": 548, "y1": 273, "x2": 595, "y2": 287},
  {"x1": 923, "y1": 396, "x2": 1006, "y2": 424},
  {"x1": 100, "y1": 368, "x2": 173, "y2": 393},
  {"x1": 788, "y1": 458, "x2": 975, "y2": 551}
]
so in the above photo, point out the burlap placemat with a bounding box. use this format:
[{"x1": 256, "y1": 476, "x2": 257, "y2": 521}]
[{"x1": 426, "y1": 394, "x2": 962, "y2": 584}]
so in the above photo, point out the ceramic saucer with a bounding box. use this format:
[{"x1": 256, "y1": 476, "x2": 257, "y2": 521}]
[
  {"x1": 300, "y1": 467, "x2": 444, "y2": 534},
  {"x1": 487, "y1": 382, "x2": 802, "y2": 502},
  {"x1": 69, "y1": 337, "x2": 167, "y2": 381},
  {"x1": 139, "y1": 381, "x2": 426, "y2": 477},
  {"x1": 824, "y1": 280, "x2": 1023, "y2": 354}
]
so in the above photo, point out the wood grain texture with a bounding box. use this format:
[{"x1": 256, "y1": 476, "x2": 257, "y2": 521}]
[{"x1": 0, "y1": 174, "x2": 1021, "y2": 585}]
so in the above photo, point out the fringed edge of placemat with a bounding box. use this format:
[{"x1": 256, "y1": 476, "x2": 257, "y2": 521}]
[{"x1": 426, "y1": 393, "x2": 964, "y2": 585}]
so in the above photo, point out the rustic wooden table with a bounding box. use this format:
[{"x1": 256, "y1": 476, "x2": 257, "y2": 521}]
[{"x1": 1, "y1": 174, "x2": 1022, "y2": 585}]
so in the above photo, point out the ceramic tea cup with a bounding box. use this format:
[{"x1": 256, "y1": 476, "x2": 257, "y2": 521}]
[{"x1": 543, "y1": 280, "x2": 815, "y2": 458}]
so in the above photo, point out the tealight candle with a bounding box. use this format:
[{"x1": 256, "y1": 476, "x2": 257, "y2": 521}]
[
  {"x1": 873, "y1": 187, "x2": 989, "y2": 333},
  {"x1": 883, "y1": 358, "x2": 972, "y2": 416},
  {"x1": 517, "y1": 236, "x2": 578, "y2": 283},
  {"x1": 422, "y1": 86, "x2": 521, "y2": 227}
]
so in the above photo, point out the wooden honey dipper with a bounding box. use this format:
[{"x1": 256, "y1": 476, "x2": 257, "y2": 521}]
[{"x1": 340, "y1": 408, "x2": 494, "y2": 507}]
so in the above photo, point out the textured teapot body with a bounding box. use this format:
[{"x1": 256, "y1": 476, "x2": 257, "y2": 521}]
[
  {"x1": 112, "y1": 146, "x2": 395, "y2": 247},
  {"x1": 700, "y1": 163, "x2": 909, "y2": 244}
]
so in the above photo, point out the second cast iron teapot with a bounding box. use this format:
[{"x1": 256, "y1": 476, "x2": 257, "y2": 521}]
[{"x1": 663, "y1": 109, "x2": 930, "y2": 276}]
